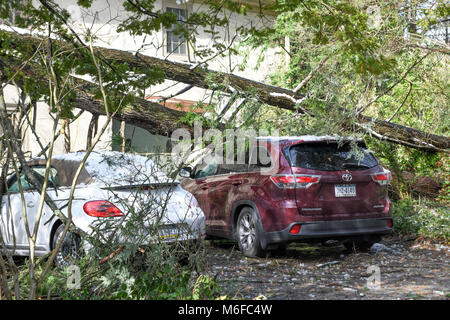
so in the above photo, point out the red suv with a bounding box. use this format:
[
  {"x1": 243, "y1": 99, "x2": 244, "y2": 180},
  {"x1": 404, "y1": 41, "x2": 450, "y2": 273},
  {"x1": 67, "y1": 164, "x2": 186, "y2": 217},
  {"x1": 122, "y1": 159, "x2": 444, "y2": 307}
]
[{"x1": 180, "y1": 136, "x2": 393, "y2": 257}]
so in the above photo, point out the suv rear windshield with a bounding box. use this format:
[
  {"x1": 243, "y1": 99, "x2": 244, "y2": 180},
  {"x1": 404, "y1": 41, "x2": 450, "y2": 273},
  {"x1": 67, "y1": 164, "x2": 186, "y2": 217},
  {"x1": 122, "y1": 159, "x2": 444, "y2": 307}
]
[{"x1": 287, "y1": 142, "x2": 378, "y2": 171}]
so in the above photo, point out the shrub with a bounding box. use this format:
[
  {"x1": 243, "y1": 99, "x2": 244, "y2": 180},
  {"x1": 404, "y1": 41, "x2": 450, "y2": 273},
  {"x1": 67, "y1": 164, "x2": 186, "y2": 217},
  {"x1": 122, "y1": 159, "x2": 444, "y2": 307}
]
[{"x1": 392, "y1": 198, "x2": 450, "y2": 242}]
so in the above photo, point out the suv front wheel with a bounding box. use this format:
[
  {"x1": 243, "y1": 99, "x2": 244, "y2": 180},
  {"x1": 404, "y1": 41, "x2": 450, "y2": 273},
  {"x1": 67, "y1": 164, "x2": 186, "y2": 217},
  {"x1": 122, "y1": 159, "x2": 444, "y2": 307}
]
[{"x1": 236, "y1": 207, "x2": 266, "y2": 258}]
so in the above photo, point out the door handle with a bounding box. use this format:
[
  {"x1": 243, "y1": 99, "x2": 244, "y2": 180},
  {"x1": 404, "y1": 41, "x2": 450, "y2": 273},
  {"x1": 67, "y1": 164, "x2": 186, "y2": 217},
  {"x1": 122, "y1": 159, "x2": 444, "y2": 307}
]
[
  {"x1": 27, "y1": 202, "x2": 35, "y2": 208},
  {"x1": 231, "y1": 181, "x2": 242, "y2": 186}
]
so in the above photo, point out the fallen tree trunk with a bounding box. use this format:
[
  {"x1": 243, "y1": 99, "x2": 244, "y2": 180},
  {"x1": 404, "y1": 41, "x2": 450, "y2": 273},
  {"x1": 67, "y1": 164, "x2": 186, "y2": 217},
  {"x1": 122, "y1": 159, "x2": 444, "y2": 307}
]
[
  {"x1": 93, "y1": 46, "x2": 450, "y2": 152},
  {"x1": 0, "y1": 29, "x2": 448, "y2": 152},
  {"x1": 73, "y1": 81, "x2": 193, "y2": 136},
  {"x1": 0, "y1": 55, "x2": 193, "y2": 137},
  {"x1": 354, "y1": 114, "x2": 449, "y2": 153}
]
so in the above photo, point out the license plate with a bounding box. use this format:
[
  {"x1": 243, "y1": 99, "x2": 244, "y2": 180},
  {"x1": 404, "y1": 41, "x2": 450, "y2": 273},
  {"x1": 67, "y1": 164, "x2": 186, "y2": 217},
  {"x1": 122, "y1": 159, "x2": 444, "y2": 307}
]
[
  {"x1": 158, "y1": 225, "x2": 179, "y2": 239},
  {"x1": 334, "y1": 184, "x2": 356, "y2": 197}
]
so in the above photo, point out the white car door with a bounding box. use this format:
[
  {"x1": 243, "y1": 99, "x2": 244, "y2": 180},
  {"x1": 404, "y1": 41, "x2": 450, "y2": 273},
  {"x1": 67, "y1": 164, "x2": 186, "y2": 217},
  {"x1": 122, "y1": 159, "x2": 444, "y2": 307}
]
[
  {"x1": 5, "y1": 173, "x2": 40, "y2": 249},
  {"x1": 4, "y1": 167, "x2": 59, "y2": 253},
  {"x1": 1, "y1": 194, "x2": 12, "y2": 247}
]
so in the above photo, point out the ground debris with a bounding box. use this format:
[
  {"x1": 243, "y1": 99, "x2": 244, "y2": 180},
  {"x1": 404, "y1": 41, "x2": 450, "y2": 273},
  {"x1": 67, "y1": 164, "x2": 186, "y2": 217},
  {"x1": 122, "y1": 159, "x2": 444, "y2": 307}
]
[
  {"x1": 204, "y1": 236, "x2": 449, "y2": 300},
  {"x1": 316, "y1": 261, "x2": 340, "y2": 268}
]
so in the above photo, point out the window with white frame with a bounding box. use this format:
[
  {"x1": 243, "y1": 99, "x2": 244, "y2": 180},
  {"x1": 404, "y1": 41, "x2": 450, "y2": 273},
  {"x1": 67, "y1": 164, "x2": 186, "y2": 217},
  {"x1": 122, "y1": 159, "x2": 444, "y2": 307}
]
[{"x1": 166, "y1": 7, "x2": 188, "y2": 56}]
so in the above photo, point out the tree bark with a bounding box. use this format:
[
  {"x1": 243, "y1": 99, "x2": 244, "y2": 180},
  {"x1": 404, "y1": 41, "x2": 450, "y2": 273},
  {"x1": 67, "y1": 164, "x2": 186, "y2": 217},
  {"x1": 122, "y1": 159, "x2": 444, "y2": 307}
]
[
  {"x1": 86, "y1": 113, "x2": 98, "y2": 150},
  {"x1": 0, "y1": 29, "x2": 448, "y2": 152},
  {"x1": 72, "y1": 81, "x2": 194, "y2": 136},
  {"x1": 0, "y1": 53, "x2": 193, "y2": 137}
]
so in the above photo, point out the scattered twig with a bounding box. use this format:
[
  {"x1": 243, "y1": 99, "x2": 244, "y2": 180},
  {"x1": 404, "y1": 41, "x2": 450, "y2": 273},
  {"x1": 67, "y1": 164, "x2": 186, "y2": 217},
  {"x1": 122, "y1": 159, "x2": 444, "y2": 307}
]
[
  {"x1": 316, "y1": 261, "x2": 340, "y2": 268},
  {"x1": 100, "y1": 245, "x2": 125, "y2": 265},
  {"x1": 387, "y1": 81, "x2": 413, "y2": 122}
]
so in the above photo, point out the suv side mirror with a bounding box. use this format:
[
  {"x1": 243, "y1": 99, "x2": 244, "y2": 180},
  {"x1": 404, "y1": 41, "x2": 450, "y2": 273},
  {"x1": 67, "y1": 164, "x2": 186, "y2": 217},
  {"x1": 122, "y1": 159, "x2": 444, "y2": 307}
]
[{"x1": 179, "y1": 167, "x2": 192, "y2": 178}]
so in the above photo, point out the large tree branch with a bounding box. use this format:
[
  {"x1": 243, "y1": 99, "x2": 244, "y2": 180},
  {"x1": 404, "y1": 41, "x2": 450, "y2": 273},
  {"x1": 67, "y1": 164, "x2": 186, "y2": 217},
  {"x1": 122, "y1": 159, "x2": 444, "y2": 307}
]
[
  {"x1": 72, "y1": 77, "x2": 193, "y2": 136},
  {"x1": 0, "y1": 53, "x2": 193, "y2": 137}
]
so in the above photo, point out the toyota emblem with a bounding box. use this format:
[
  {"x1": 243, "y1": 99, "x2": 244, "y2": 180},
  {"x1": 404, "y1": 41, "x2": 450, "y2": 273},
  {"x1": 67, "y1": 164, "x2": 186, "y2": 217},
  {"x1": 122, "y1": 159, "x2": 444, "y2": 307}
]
[{"x1": 342, "y1": 173, "x2": 352, "y2": 182}]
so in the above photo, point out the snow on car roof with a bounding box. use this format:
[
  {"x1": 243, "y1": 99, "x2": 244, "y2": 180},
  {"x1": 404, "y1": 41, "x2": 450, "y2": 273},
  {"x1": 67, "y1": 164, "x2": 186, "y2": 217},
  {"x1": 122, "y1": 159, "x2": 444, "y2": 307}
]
[{"x1": 35, "y1": 151, "x2": 169, "y2": 187}]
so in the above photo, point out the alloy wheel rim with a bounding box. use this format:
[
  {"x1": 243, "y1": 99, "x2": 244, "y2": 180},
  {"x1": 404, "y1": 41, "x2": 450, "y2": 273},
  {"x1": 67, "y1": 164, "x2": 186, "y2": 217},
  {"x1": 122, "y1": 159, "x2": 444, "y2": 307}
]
[
  {"x1": 55, "y1": 233, "x2": 78, "y2": 267},
  {"x1": 239, "y1": 212, "x2": 256, "y2": 251}
]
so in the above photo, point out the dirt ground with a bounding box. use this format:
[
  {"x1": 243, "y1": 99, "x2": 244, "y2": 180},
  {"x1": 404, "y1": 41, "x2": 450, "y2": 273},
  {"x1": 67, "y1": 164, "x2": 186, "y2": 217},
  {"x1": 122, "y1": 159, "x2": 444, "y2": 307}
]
[{"x1": 202, "y1": 236, "x2": 450, "y2": 300}]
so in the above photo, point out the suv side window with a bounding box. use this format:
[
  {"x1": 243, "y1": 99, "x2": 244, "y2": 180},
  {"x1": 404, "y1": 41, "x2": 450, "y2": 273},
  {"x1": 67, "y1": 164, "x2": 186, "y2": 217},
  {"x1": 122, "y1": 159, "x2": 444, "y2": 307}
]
[
  {"x1": 217, "y1": 163, "x2": 236, "y2": 175},
  {"x1": 7, "y1": 167, "x2": 59, "y2": 193},
  {"x1": 217, "y1": 163, "x2": 249, "y2": 175},
  {"x1": 215, "y1": 145, "x2": 272, "y2": 175},
  {"x1": 248, "y1": 145, "x2": 272, "y2": 172},
  {"x1": 193, "y1": 160, "x2": 218, "y2": 179}
]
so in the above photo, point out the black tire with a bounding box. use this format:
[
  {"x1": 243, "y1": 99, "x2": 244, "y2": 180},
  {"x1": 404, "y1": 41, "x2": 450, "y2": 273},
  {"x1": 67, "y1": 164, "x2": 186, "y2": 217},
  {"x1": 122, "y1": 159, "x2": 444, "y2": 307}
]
[
  {"x1": 271, "y1": 244, "x2": 288, "y2": 257},
  {"x1": 343, "y1": 236, "x2": 380, "y2": 252},
  {"x1": 52, "y1": 224, "x2": 80, "y2": 268},
  {"x1": 236, "y1": 207, "x2": 266, "y2": 258},
  {"x1": 344, "y1": 241, "x2": 370, "y2": 252}
]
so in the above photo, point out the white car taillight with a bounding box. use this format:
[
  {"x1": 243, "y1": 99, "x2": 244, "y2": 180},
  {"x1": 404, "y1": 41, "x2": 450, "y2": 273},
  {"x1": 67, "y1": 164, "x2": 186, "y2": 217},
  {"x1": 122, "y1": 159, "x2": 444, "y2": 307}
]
[
  {"x1": 270, "y1": 174, "x2": 321, "y2": 189},
  {"x1": 371, "y1": 170, "x2": 392, "y2": 186},
  {"x1": 83, "y1": 200, "x2": 123, "y2": 217}
]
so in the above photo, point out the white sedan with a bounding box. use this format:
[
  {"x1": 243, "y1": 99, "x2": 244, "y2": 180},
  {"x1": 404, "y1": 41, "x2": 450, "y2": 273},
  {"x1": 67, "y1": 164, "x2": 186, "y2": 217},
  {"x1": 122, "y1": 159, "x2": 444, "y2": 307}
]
[{"x1": 0, "y1": 151, "x2": 206, "y2": 266}]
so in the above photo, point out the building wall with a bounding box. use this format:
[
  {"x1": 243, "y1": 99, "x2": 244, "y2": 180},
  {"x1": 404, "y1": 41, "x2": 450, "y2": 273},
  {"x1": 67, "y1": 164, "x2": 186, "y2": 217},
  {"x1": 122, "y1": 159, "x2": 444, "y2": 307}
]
[
  {"x1": 65, "y1": 0, "x2": 280, "y2": 100},
  {"x1": 21, "y1": 102, "x2": 112, "y2": 156},
  {"x1": 2, "y1": 83, "x2": 112, "y2": 158},
  {"x1": 111, "y1": 118, "x2": 170, "y2": 154}
]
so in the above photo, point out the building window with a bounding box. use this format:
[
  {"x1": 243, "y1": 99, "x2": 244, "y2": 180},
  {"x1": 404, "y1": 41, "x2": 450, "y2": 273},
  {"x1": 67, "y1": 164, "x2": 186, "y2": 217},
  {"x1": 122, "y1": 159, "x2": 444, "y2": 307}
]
[{"x1": 166, "y1": 7, "x2": 187, "y2": 56}]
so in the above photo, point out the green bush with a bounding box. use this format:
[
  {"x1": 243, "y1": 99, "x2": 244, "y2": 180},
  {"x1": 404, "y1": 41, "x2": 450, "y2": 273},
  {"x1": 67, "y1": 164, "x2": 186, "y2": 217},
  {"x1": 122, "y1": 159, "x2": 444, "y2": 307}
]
[
  {"x1": 26, "y1": 241, "x2": 222, "y2": 300},
  {"x1": 392, "y1": 198, "x2": 450, "y2": 242}
]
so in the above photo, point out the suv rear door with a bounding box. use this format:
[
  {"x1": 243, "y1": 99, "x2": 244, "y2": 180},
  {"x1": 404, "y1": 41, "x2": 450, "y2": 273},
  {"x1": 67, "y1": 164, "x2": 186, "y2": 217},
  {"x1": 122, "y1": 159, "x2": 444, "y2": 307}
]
[{"x1": 287, "y1": 142, "x2": 386, "y2": 219}]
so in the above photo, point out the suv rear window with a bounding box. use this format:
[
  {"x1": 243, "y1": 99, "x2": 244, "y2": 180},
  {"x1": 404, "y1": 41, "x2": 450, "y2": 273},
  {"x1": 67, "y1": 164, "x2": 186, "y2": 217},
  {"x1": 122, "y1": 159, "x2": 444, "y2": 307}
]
[{"x1": 287, "y1": 142, "x2": 378, "y2": 171}]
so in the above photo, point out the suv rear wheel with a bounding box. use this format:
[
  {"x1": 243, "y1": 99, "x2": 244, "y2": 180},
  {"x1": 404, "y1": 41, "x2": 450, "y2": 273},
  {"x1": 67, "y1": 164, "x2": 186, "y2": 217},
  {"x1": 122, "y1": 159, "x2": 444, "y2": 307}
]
[{"x1": 236, "y1": 207, "x2": 265, "y2": 258}]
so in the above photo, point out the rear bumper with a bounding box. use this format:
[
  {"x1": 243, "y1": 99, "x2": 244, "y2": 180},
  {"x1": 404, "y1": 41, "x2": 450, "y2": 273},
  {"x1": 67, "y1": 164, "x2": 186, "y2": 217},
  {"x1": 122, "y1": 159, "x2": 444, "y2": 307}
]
[{"x1": 264, "y1": 217, "x2": 393, "y2": 245}]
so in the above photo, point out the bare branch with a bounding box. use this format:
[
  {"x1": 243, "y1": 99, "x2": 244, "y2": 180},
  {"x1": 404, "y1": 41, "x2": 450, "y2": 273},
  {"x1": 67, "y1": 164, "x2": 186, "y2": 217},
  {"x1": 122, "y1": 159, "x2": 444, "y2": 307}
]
[
  {"x1": 387, "y1": 81, "x2": 413, "y2": 122},
  {"x1": 293, "y1": 55, "x2": 330, "y2": 93}
]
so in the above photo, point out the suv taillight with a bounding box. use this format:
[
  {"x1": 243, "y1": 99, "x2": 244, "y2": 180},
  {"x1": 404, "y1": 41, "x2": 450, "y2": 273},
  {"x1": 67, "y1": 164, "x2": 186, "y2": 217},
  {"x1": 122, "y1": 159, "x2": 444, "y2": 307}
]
[
  {"x1": 371, "y1": 170, "x2": 392, "y2": 186},
  {"x1": 83, "y1": 200, "x2": 123, "y2": 217},
  {"x1": 270, "y1": 174, "x2": 321, "y2": 189}
]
